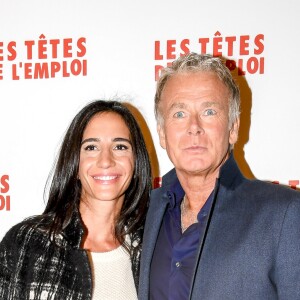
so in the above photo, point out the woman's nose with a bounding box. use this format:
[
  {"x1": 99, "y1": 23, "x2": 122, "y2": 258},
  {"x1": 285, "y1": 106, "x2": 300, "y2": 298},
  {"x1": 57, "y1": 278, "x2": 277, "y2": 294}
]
[{"x1": 96, "y1": 148, "x2": 115, "y2": 168}]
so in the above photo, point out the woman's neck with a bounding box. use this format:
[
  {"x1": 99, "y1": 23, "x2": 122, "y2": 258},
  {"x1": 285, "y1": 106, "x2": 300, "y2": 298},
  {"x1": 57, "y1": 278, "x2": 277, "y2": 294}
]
[{"x1": 79, "y1": 200, "x2": 122, "y2": 252}]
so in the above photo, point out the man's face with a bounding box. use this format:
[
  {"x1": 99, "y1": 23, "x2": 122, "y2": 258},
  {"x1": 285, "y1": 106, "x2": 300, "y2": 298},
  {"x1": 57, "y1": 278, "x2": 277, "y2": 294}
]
[{"x1": 157, "y1": 71, "x2": 239, "y2": 179}]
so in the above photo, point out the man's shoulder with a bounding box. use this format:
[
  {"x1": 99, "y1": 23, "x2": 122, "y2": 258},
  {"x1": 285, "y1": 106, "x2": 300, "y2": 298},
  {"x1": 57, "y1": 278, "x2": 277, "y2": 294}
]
[
  {"x1": 151, "y1": 168, "x2": 177, "y2": 195},
  {"x1": 243, "y1": 178, "x2": 300, "y2": 196},
  {"x1": 149, "y1": 169, "x2": 177, "y2": 207},
  {"x1": 162, "y1": 168, "x2": 177, "y2": 186},
  {"x1": 234, "y1": 179, "x2": 300, "y2": 212}
]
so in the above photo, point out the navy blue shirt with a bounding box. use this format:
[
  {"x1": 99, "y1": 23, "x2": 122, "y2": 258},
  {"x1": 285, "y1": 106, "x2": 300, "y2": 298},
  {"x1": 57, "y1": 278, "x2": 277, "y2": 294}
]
[{"x1": 149, "y1": 180, "x2": 214, "y2": 300}]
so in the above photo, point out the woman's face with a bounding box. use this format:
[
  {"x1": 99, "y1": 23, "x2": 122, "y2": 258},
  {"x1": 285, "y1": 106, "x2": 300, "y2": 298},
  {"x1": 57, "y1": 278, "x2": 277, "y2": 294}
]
[{"x1": 78, "y1": 112, "x2": 134, "y2": 206}]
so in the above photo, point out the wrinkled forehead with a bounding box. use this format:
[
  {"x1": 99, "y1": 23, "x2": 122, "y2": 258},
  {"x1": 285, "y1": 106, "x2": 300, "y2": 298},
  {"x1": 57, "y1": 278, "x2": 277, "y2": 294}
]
[{"x1": 161, "y1": 72, "x2": 229, "y2": 104}]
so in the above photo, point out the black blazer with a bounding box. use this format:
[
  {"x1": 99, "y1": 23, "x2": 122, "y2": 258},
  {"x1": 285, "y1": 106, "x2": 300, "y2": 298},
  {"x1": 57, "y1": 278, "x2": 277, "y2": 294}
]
[{"x1": 0, "y1": 209, "x2": 140, "y2": 299}]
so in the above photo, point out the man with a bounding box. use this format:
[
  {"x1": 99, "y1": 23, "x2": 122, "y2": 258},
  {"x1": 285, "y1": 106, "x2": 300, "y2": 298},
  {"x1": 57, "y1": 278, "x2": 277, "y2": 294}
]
[{"x1": 139, "y1": 53, "x2": 300, "y2": 299}]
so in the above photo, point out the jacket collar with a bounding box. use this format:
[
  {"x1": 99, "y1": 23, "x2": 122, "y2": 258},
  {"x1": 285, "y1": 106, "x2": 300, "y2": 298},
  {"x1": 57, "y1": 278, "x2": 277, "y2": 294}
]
[{"x1": 218, "y1": 152, "x2": 244, "y2": 189}]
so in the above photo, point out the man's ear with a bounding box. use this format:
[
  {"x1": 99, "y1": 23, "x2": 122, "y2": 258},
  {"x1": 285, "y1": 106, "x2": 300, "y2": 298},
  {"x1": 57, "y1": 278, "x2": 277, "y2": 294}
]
[
  {"x1": 157, "y1": 124, "x2": 166, "y2": 149},
  {"x1": 229, "y1": 117, "x2": 240, "y2": 145}
]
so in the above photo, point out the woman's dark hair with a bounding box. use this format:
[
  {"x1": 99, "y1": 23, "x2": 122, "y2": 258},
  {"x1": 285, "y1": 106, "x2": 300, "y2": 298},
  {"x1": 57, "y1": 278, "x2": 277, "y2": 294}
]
[{"x1": 42, "y1": 100, "x2": 151, "y2": 254}]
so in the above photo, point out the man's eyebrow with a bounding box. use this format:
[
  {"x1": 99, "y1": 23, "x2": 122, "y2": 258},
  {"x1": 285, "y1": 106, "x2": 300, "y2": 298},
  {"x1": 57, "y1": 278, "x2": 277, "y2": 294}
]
[
  {"x1": 202, "y1": 101, "x2": 222, "y2": 107},
  {"x1": 168, "y1": 102, "x2": 188, "y2": 111},
  {"x1": 81, "y1": 137, "x2": 132, "y2": 146},
  {"x1": 168, "y1": 101, "x2": 222, "y2": 111}
]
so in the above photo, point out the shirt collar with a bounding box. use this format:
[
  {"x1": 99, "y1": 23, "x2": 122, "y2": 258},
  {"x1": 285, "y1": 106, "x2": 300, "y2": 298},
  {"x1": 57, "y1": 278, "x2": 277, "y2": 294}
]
[
  {"x1": 163, "y1": 152, "x2": 243, "y2": 209},
  {"x1": 166, "y1": 177, "x2": 185, "y2": 209}
]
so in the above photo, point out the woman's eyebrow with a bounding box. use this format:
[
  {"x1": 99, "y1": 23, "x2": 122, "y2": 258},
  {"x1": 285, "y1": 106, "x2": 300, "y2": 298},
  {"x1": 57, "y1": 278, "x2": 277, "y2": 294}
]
[
  {"x1": 81, "y1": 137, "x2": 132, "y2": 146},
  {"x1": 81, "y1": 138, "x2": 100, "y2": 145},
  {"x1": 113, "y1": 137, "x2": 132, "y2": 145}
]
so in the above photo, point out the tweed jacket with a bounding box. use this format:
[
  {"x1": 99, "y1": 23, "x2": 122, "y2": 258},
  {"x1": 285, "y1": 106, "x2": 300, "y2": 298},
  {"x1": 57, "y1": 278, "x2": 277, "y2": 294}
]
[
  {"x1": 139, "y1": 154, "x2": 300, "y2": 299},
  {"x1": 0, "y1": 209, "x2": 140, "y2": 300}
]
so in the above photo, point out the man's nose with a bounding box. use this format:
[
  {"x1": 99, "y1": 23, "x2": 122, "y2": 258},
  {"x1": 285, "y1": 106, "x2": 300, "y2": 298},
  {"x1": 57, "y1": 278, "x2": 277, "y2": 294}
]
[{"x1": 187, "y1": 115, "x2": 204, "y2": 135}]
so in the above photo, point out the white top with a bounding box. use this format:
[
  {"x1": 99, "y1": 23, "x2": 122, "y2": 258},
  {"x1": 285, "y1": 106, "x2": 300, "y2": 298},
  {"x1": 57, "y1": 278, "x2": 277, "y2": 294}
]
[{"x1": 88, "y1": 243, "x2": 137, "y2": 300}]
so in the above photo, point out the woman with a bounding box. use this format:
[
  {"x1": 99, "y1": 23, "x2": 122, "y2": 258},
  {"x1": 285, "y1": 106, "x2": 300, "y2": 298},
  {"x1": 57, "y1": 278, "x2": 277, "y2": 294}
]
[{"x1": 0, "y1": 100, "x2": 152, "y2": 299}]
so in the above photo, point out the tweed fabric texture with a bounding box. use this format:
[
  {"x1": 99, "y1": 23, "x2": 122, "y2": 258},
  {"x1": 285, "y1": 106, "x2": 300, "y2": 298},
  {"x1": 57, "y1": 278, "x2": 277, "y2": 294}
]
[{"x1": 0, "y1": 210, "x2": 140, "y2": 299}]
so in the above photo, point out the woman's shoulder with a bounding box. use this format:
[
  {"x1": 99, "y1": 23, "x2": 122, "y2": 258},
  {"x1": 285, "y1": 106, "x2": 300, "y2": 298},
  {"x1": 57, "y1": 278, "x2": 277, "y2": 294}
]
[{"x1": 1, "y1": 214, "x2": 52, "y2": 246}]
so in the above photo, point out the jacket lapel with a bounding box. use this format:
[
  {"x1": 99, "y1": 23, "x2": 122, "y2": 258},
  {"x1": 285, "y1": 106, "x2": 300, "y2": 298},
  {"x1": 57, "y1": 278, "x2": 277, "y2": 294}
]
[{"x1": 139, "y1": 188, "x2": 169, "y2": 298}]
